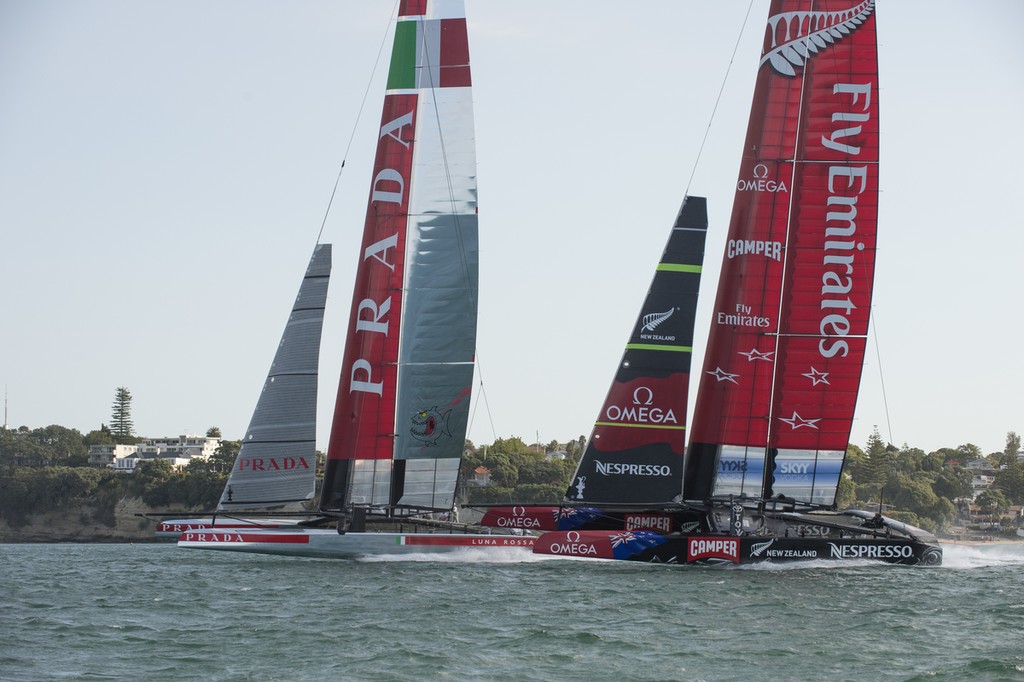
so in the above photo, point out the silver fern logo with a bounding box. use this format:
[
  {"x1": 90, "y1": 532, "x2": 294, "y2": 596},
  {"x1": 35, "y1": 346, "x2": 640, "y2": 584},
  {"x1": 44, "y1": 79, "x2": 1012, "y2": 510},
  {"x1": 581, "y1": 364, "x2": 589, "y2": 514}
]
[
  {"x1": 751, "y1": 539, "x2": 775, "y2": 557},
  {"x1": 761, "y1": 0, "x2": 875, "y2": 77},
  {"x1": 641, "y1": 308, "x2": 674, "y2": 333}
]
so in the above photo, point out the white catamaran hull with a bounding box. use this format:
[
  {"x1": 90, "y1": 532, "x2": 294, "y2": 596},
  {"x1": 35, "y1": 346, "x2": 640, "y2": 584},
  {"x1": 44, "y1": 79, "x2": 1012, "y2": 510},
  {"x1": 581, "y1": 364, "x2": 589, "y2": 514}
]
[
  {"x1": 155, "y1": 518, "x2": 315, "y2": 539},
  {"x1": 178, "y1": 528, "x2": 536, "y2": 558}
]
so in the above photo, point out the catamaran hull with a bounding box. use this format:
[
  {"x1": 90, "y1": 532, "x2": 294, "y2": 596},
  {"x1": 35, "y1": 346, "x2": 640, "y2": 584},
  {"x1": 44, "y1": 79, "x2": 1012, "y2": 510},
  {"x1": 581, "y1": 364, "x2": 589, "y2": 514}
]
[
  {"x1": 178, "y1": 528, "x2": 535, "y2": 558},
  {"x1": 533, "y1": 531, "x2": 942, "y2": 566},
  {"x1": 154, "y1": 518, "x2": 313, "y2": 539}
]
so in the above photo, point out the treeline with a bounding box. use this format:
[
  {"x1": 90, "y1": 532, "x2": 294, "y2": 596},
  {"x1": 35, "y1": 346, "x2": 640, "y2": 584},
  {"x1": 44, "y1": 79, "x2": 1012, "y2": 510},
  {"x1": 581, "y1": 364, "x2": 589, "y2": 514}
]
[
  {"x1": 459, "y1": 435, "x2": 586, "y2": 504},
  {"x1": 2, "y1": 423, "x2": 1023, "y2": 536},
  {"x1": 837, "y1": 430, "x2": 1024, "y2": 533},
  {"x1": 0, "y1": 460, "x2": 230, "y2": 528},
  {"x1": 0, "y1": 425, "x2": 239, "y2": 528}
]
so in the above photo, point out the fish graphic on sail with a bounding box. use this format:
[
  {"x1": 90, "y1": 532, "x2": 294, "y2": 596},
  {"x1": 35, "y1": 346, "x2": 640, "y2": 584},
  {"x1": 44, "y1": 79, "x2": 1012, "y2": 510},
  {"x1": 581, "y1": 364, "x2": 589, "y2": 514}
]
[
  {"x1": 319, "y1": 0, "x2": 478, "y2": 518},
  {"x1": 177, "y1": 0, "x2": 540, "y2": 556}
]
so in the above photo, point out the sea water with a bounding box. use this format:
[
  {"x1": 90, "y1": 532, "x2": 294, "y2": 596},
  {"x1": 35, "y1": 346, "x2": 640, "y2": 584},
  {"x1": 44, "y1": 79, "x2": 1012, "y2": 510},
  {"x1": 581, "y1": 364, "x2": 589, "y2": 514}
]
[{"x1": 1, "y1": 542, "x2": 1022, "y2": 681}]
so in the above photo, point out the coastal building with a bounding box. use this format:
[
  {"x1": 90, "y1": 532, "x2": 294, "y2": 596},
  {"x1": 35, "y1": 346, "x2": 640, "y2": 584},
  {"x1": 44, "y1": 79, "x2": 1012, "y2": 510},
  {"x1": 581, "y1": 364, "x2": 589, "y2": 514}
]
[
  {"x1": 472, "y1": 466, "x2": 491, "y2": 487},
  {"x1": 965, "y1": 458, "x2": 997, "y2": 497},
  {"x1": 87, "y1": 443, "x2": 140, "y2": 468},
  {"x1": 89, "y1": 434, "x2": 221, "y2": 472}
]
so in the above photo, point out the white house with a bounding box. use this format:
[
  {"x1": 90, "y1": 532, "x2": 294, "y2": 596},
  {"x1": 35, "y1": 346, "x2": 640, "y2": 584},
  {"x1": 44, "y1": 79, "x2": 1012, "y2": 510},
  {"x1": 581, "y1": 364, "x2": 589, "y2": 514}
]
[
  {"x1": 88, "y1": 443, "x2": 140, "y2": 467},
  {"x1": 965, "y1": 458, "x2": 997, "y2": 497},
  {"x1": 90, "y1": 434, "x2": 221, "y2": 472}
]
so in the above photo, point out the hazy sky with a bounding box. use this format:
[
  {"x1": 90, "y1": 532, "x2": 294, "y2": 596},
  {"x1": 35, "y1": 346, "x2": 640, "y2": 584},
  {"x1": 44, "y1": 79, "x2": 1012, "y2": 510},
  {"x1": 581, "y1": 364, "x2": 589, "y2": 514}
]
[{"x1": 2, "y1": 1, "x2": 1021, "y2": 456}]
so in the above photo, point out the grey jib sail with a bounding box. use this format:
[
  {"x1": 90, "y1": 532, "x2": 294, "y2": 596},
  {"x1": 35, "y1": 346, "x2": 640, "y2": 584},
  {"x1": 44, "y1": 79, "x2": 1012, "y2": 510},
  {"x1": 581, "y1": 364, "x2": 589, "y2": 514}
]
[{"x1": 218, "y1": 244, "x2": 331, "y2": 510}]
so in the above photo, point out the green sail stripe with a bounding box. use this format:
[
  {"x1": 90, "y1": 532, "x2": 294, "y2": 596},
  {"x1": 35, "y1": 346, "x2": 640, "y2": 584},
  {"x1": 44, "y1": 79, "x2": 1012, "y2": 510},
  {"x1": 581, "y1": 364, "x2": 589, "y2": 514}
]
[
  {"x1": 625, "y1": 343, "x2": 693, "y2": 353},
  {"x1": 387, "y1": 21, "x2": 417, "y2": 90},
  {"x1": 656, "y1": 263, "x2": 702, "y2": 273},
  {"x1": 594, "y1": 422, "x2": 687, "y2": 431}
]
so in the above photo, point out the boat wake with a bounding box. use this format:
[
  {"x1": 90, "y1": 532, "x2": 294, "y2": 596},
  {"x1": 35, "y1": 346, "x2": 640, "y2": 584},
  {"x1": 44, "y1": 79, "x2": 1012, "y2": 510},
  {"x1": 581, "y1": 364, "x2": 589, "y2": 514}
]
[
  {"x1": 732, "y1": 558, "x2": 883, "y2": 571},
  {"x1": 355, "y1": 547, "x2": 548, "y2": 564},
  {"x1": 940, "y1": 542, "x2": 1024, "y2": 569}
]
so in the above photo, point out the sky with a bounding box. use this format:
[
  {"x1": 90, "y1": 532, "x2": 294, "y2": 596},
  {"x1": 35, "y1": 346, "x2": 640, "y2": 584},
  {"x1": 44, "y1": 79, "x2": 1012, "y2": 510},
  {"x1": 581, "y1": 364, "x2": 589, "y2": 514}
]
[{"x1": 1, "y1": 1, "x2": 1022, "y2": 457}]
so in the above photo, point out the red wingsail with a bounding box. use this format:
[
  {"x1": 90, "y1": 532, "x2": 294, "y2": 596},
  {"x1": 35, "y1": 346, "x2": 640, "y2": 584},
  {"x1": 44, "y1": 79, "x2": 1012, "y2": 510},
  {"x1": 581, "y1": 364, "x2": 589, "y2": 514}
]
[{"x1": 686, "y1": 1, "x2": 878, "y2": 506}]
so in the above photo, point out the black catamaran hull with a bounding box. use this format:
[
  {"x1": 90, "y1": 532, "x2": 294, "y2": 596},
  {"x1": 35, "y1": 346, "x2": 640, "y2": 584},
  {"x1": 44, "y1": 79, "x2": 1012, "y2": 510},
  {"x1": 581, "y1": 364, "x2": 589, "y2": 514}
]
[{"x1": 533, "y1": 530, "x2": 941, "y2": 566}]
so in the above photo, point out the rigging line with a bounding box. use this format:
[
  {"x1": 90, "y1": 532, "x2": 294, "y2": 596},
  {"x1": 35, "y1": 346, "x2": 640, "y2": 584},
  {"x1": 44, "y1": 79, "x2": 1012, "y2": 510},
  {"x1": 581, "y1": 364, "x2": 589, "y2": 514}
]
[
  {"x1": 472, "y1": 354, "x2": 499, "y2": 443},
  {"x1": 469, "y1": 353, "x2": 499, "y2": 444},
  {"x1": 314, "y1": 0, "x2": 402, "y2": 245},
  {"x1": 683, "y1": 0, "x2": 757, "y2": 198},
  {"x1": 870, "y1": 307, "x2": 895, "y2": 445}
]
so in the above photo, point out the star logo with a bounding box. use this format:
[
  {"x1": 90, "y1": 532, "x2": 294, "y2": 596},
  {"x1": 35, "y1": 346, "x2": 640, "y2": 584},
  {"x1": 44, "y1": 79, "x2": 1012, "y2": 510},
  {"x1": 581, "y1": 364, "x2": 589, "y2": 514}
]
[
  {"x1": 779, "y1": 412, "x2": 820, "y2": 430},
  {"x1": 740, "y1": 348, "x2": 774, "y2": 362},
  {"x1": 801, "y1": 367, "x2": 830, "y2": 386},
  {"x1": 707, "y1": 367, "x2": 739, "y2": 384}
]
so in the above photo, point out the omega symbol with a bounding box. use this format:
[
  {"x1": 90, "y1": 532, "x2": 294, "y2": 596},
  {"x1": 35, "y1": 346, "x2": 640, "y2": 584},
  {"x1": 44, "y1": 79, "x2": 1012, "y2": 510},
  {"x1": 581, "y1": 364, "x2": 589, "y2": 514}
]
[{"x1": 632, "y1": 387, "x2": 654, "y2": 406}]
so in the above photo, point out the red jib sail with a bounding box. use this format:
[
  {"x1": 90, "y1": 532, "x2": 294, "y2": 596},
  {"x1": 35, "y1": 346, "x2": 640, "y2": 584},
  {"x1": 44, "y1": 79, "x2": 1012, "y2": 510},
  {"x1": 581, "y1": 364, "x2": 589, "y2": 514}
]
[{"x1": 686, "y1": 0, "x2": 879, "y2": 506}]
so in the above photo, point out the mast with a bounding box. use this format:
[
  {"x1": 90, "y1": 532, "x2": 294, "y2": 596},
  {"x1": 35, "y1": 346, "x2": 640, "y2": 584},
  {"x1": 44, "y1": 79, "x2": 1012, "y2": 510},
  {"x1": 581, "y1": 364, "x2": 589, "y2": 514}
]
[
  {"x1": 321, "y1": 0, "x2": 477, "y2": 514},
  {"x1": 566, "y1": 196, "x2": 708, "y2": 505},
  {"x1": 686, "y1": 0, "x2": 879, "y2": 507}
]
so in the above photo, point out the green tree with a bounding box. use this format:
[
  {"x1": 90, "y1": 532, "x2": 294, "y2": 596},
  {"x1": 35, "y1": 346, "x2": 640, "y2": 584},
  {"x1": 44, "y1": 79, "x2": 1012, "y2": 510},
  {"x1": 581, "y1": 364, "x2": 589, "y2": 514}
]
[
  {"x1": 0, "y1": 429, "x2": 49, "y2": 467},
  {"x1": 996, "y1": 431, "x2": 1022, "y2": 467},
  {"x1": 932, "y1": 468, "x2": 972, "y2": 501},
  {"x1": 518, "y1": 459, "x2": 567, "y2": 486},
  {"x1": 83, "y1": 425, "x2": 115, "y2": 448},
  {"x1": 975, "y1": 488, "x2": 1009, "y2": 518},
  {"x1": 835, "y1": 472, "x2": 857, "y2": 509},
  {"x1": 858, "y1": 428, "x2": 888, "y2": 498},
  {"x1": 956, "y1": 443, "x2": 983, "y2": 463},
  {"x1": 489, "y1": 436, "x2": 531, "y2": 457},
  {"x1": 111, "y1": 387, "x2": 135, "y2": 442},
  {"x1": 0, "y1": 425, "x2": 88, "y2": 467},
  {"x1": 32, "y1": 425, "x2": 88, "y2": 466},
  {"x1": 993, "y1": 461, "x2": 1024, "y2": 505},
  {"x1": 206, "y1": 426, "x2": 222, "y2": 438},
  {"x1": 209, "y1": 440, "x2": 240, "y2": 473}
]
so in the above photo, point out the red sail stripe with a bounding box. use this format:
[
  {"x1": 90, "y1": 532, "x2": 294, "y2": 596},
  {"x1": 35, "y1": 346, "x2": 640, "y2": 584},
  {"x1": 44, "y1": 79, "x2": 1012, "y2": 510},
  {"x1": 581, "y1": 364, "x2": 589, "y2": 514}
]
[{"x1": 327, "y1": 93, "x2": 418, "y2": 462}]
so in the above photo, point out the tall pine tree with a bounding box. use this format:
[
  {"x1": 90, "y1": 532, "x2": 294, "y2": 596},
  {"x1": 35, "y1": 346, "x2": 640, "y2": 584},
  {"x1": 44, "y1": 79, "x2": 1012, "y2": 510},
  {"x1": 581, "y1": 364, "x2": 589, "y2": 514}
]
[{"x1": 111, "y1": 387, "x2": 134, "y2": 442}]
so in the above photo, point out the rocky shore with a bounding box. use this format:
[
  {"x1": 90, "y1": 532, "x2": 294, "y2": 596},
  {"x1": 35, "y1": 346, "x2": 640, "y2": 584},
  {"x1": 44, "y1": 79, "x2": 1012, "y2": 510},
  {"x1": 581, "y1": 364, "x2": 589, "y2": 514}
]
[{"x1": 0, "y1": 497, "x2": 171, "y2": 543}]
